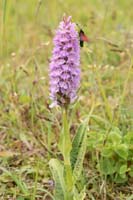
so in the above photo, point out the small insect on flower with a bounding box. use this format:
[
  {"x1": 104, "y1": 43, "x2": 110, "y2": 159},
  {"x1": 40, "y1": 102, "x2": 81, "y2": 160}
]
[
  {"x1": 79, "y1": 29, "x2": 89, "y2": 47},
  {"x1": 49, "y1": 15, "x2": 80, "y2": 107}
]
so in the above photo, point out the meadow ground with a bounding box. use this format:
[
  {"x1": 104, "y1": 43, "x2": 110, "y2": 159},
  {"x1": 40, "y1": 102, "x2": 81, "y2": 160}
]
[{"x1": 0, "y1": 0, "x2": 133, "y2": 199}]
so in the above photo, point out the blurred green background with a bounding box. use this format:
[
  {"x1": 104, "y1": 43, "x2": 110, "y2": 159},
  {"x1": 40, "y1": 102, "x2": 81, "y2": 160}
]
[{"x1": 0, "y1": 0, "x2": 133, "y2": 59}]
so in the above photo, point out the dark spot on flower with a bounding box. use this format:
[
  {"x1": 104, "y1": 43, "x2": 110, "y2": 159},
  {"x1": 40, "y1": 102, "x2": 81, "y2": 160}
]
[
  {"x1": 61, "y1": 42, "x2": 65, "y2": 45},
  {"x1": 64, "y1": 56, "x2": 68, "y2": 61},
  {"x1": 67, "y1": 47, "x2": 72, "y2": 52}
]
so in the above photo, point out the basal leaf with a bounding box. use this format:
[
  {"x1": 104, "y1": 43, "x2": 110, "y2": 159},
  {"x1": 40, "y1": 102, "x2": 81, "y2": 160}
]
[
  {"x1": 49, "y1": 159, "x2": 66, "y2": 200},
  {"x1": 72, "y1": 122, "x2": 87, "y2": 182},
  {"x1": 70, "y1": 123, "x2": 86, "y2": 170}
]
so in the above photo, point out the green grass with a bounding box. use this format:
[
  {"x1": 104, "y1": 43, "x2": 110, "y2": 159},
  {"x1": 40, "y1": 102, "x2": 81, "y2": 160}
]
[{"x1": 0, "y1": 0, "x2": 133, "y2": 199}]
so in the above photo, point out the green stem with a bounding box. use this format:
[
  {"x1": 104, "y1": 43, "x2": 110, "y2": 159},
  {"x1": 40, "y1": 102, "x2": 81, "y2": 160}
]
[
  {"x1": 62, "y1": 108, "x2": 71, "y2": 164},
  {"x1": 63, "y1": 109, "x2": 73, "y2": 196},
  {"x1": 59, "y1": 108, "x2": 73, "y2": 198}
]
